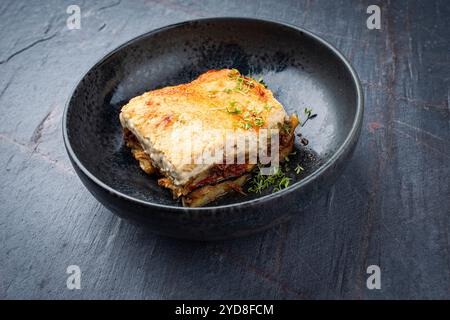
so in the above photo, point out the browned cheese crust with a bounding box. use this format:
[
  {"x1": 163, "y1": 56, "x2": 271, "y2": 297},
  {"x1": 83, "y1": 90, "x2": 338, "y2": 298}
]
[{"x1": 120, "y1": 69, "x2": 299, "y2": 207}]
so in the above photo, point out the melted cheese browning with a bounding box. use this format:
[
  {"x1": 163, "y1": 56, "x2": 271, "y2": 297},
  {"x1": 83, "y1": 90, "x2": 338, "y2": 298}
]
[{"x1": 120, "y1": 69, "x2": 298, "y2": 207}]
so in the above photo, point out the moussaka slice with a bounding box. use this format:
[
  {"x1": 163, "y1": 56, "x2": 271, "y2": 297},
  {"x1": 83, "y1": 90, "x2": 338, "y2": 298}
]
[{"x1": 119, "y1": 69, "x2": 298, "y2": 207}]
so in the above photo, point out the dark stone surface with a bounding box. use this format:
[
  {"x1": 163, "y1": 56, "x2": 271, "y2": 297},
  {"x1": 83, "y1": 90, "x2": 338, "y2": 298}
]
[{"x1": 0, "y1": 0, "x2": 449, "y2": 299}]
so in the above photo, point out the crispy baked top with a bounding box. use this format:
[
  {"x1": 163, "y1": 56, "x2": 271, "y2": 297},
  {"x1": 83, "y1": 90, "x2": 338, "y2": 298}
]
[{"x1": 120, "y1": 69, "x2": 288, "y2": 186}]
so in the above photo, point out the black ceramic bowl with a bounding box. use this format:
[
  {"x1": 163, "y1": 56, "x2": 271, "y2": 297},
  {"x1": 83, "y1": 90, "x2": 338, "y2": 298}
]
[{"x1": 63, "y1": 18, "x2": 363, "y2": 240}]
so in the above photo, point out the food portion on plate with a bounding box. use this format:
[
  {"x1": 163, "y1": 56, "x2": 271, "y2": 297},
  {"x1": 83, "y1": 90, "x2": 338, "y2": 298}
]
[{"x1": 119, "y1": 69, "x2": 299, "y2": 207}]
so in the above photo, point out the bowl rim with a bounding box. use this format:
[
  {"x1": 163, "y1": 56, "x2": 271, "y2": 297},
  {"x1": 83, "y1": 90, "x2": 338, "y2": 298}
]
[{"x1": 63, "y1": 16, "x2": 364, "y2": 212}]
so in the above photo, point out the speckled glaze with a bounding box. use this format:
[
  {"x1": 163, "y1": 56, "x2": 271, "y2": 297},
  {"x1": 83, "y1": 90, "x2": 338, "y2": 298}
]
[{"x1": 63, "y1": 18, "x2": 363, "y2": 240}]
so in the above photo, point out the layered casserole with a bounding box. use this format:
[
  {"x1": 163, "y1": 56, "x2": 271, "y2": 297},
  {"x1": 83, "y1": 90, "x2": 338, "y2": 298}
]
[{"x1": 120, "y1": 69, "x2": 298, "y2": 207}]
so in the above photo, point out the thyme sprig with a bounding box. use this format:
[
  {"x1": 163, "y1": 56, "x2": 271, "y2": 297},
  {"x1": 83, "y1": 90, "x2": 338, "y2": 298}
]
[
  {"x1": 294, "y1": 164, "x2": 304, "y2": 174},
  {"x1": 226, "y1": 105, "x2": 242, "y2": 114},
  {"x1": 300, "y1": 107, "x2": 318, "y2": 127},
  {"x1": 254, "y1": 117, "x2": 265, "y2": 127},
  {"x1": 240, "y1": 121, "x2": 252, "y2": 130},
  {"x1": 228, "y1": 69, "x2": 256, "y2": 94},
  {"x1": 248, "y1": 152, "x2": 304, "y2": 193},
  {"x1": 248, "y1": 166, "x2": 291, "y2": 194}
]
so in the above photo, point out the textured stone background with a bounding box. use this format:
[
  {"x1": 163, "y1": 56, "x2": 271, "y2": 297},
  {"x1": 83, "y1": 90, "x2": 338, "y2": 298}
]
[{"x1": 0, "y1": 0, "x2": 449, "y2": 299}]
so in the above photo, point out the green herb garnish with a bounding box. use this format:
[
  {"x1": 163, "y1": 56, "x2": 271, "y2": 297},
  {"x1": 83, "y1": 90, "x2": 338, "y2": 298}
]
[
  {"x1": 248, "y1": 166, "x2": 291, "y2": 194},
  {"x1": 240, "y1": 122, "x2": 252, "y2": 130},
  {"x1": 304, "y1": 108, "x2": 312, "y2": 116},
  {"x1": 228, "y1": 70, "x2": 253, "y2": 94},
  {"x1": 280, "y1": 123, "x2": 291, "y2": 134},
  {"x1": 301, "y1": 107, "x2": 317, "y2": 127},
  {"x1": 264, "y1": 104, "x2": 273, "y2": 111},
  {"x1": 254, "y1": 117, "x2": 265, "y2": 127},
  {"x1": 226, "y1": 106, "x2": 241, "y2": 114},
  {"x1": 235, "y1": 77, "x2": 248, "y2": 93},
  {"x1": 242, "y1": 111, "x2": 251, "y2": 122},
  {"x1": 248, "y1": 106, "x2": 262, "y2": 115},
  {"x1": 294, "y1": 164, "x2": 304, "y2": 174},
  {"x1": 274, "y1": 176, "x2": 291, "y2": 192}
]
